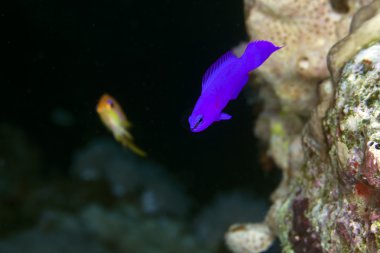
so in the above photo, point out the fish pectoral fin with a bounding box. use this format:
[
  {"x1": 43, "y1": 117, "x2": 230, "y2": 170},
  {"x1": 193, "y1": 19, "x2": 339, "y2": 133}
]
[{"x1": 219, "y1": 112, "x2": 232, "y2": 121}]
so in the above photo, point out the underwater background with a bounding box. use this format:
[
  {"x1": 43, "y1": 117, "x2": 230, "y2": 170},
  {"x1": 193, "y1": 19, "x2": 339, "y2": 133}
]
[{"x1": 0, "y1": 0, "x2": 281, "y2": 252}]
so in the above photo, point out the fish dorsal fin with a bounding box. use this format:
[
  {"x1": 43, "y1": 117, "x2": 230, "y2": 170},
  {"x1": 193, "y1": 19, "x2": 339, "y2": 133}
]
[{"x1": 202, "y1": 51, "x2": 237, "y2": 91}]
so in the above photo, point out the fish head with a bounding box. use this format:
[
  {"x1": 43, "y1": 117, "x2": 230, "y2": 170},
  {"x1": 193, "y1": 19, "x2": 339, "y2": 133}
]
[
  {"x1": 188, "y1": 93, "x2": 225, "y2": 132},
  {"x1": 96, "y1": 94, "x2": 114, "y2": 113},
  {"x1": 97, "y1": 93, "x2": 117, "y2": 113},
  {"x1": 96, "y1": 93, "x2": 130, "y2": 131},
  {"x1": 188, "y1": 114, "x2": 205, "y2": 132},
  {"x1": 188, "y1": 108, "x2": 218, "y2": 132}
]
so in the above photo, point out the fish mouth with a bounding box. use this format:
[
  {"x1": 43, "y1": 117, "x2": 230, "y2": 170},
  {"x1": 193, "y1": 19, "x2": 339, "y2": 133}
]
[
  {"x1": 190, "y1": 116, "x2": 204, "y2": 132},
  {"x1": 191, "y1": 124, "x2": 205, "y2": 133},
  {"x1": 191, "y1": 127, "x2": 201, "y2": 133},
  {"x1": 191, "y1": 121, "x2": 202, "y2": 132}
]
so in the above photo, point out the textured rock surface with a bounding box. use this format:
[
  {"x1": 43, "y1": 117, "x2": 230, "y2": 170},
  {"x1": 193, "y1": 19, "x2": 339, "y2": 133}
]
[
  {"x1": 267, "y1": 6, "x2": 380, "y2": 252},
  {"x1": 227, "y1": 1, "x2": 380, "y2": 253},
  {"x1": 245, "y1": 0, "x2": 371, "y2": 115}
]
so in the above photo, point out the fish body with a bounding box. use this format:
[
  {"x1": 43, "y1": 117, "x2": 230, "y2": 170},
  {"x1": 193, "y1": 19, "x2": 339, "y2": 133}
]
[
  {"x1": 96, "y1": 93, "x2": 147, "y2": 157},
  {"x1": 188, "y1": 40, "x2": 281, "y2": 132}
]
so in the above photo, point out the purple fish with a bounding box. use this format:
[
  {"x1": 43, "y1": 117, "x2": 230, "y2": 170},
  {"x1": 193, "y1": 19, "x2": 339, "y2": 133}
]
[{"x1": 188, "y1": 40, "x2": 281, "y2": 132}]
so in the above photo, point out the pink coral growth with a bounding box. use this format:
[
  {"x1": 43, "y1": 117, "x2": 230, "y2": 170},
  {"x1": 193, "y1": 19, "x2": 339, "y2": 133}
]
[
  {"x1": 336, "y1": 221, "x2": 351, "y2": 245},
  {"x1": 351, "y1": 147, "x2": 380, "y2": 208},
  {"x1": 362, "y1": 149, "x2": 380, "y2": 189},
  {"x1": 289, "y1": 196, "x2": 322, "y2": 253}
]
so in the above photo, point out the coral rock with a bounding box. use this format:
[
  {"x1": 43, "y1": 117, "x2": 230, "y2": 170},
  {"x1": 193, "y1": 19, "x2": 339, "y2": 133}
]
[
  {"x1": 264, "y1": 7, "x2": 380, "y2": 252},
  {"x1": 229, "y1": 1, "x2": 380, "y2": 253},
  {"x1": 245, "y1": 0, "x2": 371, "y2": 115}
]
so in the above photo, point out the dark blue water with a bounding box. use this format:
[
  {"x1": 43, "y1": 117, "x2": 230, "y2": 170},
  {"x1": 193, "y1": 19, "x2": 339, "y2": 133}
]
[{"x1": 0, "y1": 1, "x2": 281, "y2": 252}]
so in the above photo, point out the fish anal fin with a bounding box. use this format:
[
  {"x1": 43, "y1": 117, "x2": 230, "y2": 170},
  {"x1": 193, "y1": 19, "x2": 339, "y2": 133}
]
[
  {"x1": 125, "y1": 140, "x2": 147, "y2": 157},
  {"x1": 117, "y1": 134, "x2": 147, "y2": 157},
  {"x1": 219, "y1": 112, "x2": 232, "y2": 121},
  {"x1": 202, "y1": 51, "x2": 238, "y2": 92}
]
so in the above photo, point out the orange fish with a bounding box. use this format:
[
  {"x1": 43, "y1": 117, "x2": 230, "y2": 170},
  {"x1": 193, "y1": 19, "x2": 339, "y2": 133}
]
[{"x1": 96, "y1": 93, "x2": 147, "y2": 157}]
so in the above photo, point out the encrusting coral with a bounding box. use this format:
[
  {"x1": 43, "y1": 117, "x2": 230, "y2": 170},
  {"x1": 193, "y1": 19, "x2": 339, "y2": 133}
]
[{"x1": 245, "y1": 0, "x2": 372, "y2": 116}]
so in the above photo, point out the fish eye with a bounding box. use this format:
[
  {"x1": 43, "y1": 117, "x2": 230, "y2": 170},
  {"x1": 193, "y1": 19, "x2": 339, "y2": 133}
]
[{"x1": 107, "y1": 100, "x2": 114, "y2": 108}]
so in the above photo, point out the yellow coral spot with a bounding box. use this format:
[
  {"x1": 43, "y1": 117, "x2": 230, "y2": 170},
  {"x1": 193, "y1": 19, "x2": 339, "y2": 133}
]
[{"x1": 271, "y1": 122, "x2": 286, "y2": 137}]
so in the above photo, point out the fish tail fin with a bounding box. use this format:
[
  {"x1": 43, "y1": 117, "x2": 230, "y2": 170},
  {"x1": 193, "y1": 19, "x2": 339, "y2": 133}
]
[
  {"x1": 116, "y1": 133, "x2": 147, "y2": 157},
  {"x1": 240, "y1": 40, "x2": 282, "y2": 72}
]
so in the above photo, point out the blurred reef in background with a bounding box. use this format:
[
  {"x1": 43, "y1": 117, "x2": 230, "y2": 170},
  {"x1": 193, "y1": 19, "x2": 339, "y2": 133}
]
[{"x1": 0, "y1": 132, "x2": 272, "y2": 253}]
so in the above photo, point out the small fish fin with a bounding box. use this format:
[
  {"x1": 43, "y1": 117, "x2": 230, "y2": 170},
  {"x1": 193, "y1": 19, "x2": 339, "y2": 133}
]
[
  {"x1": 240, "y1": 40, "x2": 282, "y2": 72},
  {"x1": 219, "y1": 112, "x2": 232, "y2": 121},
  {"x1": 118, "y1": 134, "x2": 147, "y2": 157},
  {"x1": 202, "y1": 51, "x2": 238, "y2": 92},
  {"x1": 122, "y1": 119, "x2": 133, "y2": 129}
]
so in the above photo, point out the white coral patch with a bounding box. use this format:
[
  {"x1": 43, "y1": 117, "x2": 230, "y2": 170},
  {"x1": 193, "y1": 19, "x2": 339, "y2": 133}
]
[
  {"x1": 354, "y1": 45, "x2": 380, "y2": 65},
  {"x1": 225, "y1": 223, "x2": 274, "y2": 253},
  {"x1": 354, "y1": 106, "x2": 372, "y2": 121},
  {"x1": 367, "y1": 142, "x2": 380, "y2": 168},
  {"x1": 346, "y1": 74, "x2": 356, "y2": 83},
  {"x1": 344, "y1": 115, "x2": 359, "y2": 131}
]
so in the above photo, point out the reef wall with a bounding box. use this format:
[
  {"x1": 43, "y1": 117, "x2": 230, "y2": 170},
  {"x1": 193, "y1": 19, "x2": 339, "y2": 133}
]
[{"x1": 226, "y1": 0, "x2": 380, "y2": 252}]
